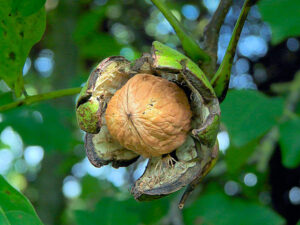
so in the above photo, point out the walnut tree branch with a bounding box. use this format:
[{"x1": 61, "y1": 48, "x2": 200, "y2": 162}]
[
  {"x1": 0, "y1": 87, "x2": 81, "y2": 112},
  {"x1": 211, "y1": 0, "x2": 255, "y2": 102},
  {"x1": 202, "y1": 0, "x2": 233, "y2": 78}
]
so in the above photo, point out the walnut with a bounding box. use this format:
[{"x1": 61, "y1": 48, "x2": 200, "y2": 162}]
[
  {"x1": 76, "y1": 42, "x2": 221, "y2": 208},
  {"x1": 105, "y1": 74, "x2": 192, "y2": 158}
]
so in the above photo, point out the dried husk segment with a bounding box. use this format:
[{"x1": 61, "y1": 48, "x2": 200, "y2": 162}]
[{"x1": 77, "y1": 56, "x2": 139, "y2": 168}]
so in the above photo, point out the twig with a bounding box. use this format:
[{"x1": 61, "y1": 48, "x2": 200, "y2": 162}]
[
  {"x1": 178, "y1": 142, "x2": 219, "y2": 209},
  {"x1": 150, "y1": 0, "x2": 210, "y2": 63},
  {"x1": 202, "y1": 0, "x2": 233, "y2": 78},
  {"x1": 255, "y1": 127, "x2": 279, "y2": 172},
  {"x1": 0, "y1": 87, "x2": 81, "y2": 112},
  {"x1": 271, "y1": 82, "x2": 291, "y2": 94},
  {"x1": 178, "y1": 182, "x2": 198, "y2": 210},
  {"x1": 255, "y1": 72, "x2": 300, "y2": 171},
  {"x1": 161, "y1": 197, "x2": 184, "y2": 225},
  {"x1": 284, "y1": 72, "x2": 300, "y2": 113},
  {"x1": 178, "y1": 162, "x2": 212, "y2": 209},
  {"x1": 211, "y1": 0, "x2": 255, "y2": 102}
]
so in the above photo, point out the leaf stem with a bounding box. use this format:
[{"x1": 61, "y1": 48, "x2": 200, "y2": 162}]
[
  {"x1": 150, "y1": 0, "x2": 210, "y2": 63},
  {"x1": 211, "y1": 0, "x2": 254, "y2": 102},
  {"x1": 0, "y1": 87, "x2": 82, "y2": 112},
  {"x1": 202, "y1": 0, "x2": 233, "y2": 78}
]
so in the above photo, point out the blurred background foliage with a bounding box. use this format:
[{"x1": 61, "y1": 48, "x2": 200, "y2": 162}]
[{"x1": 0, "y1": 0, "x2": 300, "y2": 224}]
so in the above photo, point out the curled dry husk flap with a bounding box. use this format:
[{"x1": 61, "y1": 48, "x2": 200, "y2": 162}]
[
  {"x1": 131, "y1": 42, "x2": 220, "y2": 201},
  {"x1": 76, "y1": 42, "x2": 221, "y2": 205},
  {"x1": 76, "y1": 56, "x2": 139, "y2": 168}
]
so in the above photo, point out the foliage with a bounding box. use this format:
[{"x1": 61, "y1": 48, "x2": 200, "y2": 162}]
[
  {"x1": 0, "y1": 175, "x2": 42, "y2": 225},
  {"x1": 221, "y1": 90, "x2": 284, "y2": 147},
  {"x1": 258, "y1": 0, "x2": 300, "y2": 44},
  {"x1": 183, "y1": 188, "x2": 284, "y2": 225},
  {"x1": 0, "y1": 0, "x2": 46, "y2": 96},
  {"x1": 75, "y1": 197, "x2": 170, "y2": 225},
  {"x1": 279, "y1": 119, "x2": 300, "y2": 168},
  {"x1": 225, "y1": 139, "x2": 258, "y2": 174},
  {"x1": 0, "y1": 0, "x2": 299, "y2": 225},
  {"x1": 0, "y1": 91, "x2": 75, "y2": 152},
  {"x1": 74, "y1": 7, "x2": 122, "y2": 59}
]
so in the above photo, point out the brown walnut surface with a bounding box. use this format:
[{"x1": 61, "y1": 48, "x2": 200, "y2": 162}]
[{"x1": 105, "y1": 74, "x2": 192, "y2": 158}]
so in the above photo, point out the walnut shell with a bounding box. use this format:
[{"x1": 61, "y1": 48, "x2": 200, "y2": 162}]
[{"x1": 105, "y1": 74, "x2": 192, "y2": 158}]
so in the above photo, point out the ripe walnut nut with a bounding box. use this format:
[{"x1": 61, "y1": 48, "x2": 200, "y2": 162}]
[
  {"x1": 105, "y1": 74, "x2": 192, "y2": 158},
  {"x1": 76, "y1": 41, "x2": 221, "y2": 208}
]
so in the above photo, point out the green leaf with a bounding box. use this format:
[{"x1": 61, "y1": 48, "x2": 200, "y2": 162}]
[
  {"x1": 0, "y1": 0, "x2": 46, "y2": 96},
  {"x1": 221, "y1": 90, "x2": 284, "y2": 147},
  {"x1": 0, "y1": 103, "x2": 74, "y2": 152},
  {"x1": 11, "y1": 0, "x2": 46, "y2": 16},
  {"x1": 80, "y1": 176, "x2": 118, "y2": 200},
  {"x1": 74, "y1": 198, "x2": 139, "y2": 225},
  {"x1": 225, "y1": 140, "x2": 258, "y2": 174},
  {"x1": 0, "y1": 175, "x2": 43, "y2": 225},
  {"x1": 0, "y1": 92, "x2": 14, "y2": 105},
  {"x1": 74, "y1": 196, "x2": 170, "y2": 225},
  {"x1": 258, "y1": 0, "x2": 300, "y2": 44},
  {"x1": 0, "y1": 207, "x2": 10, "y2": 225},
  {"x1": 6, "y1": 211, "x2": 42, "y2": 225},
  {"x1": 183, "y1": 191, "x2": 284, "y2": 225},
  {"x1": 73, "y1": 7, "x2": 106, "y2": 42},
  {"x1": 279, "y1": 118, "x2": 300, "y2": 168},
  {"x1": 132, "y1": 198, "x2": 169, "y2": 225},
  {"x1": 73, "y1": 7, "x2": 122, "y2": 59},
  {"x1": 77, "y1": 34, "x2": 122, "y2": 59}
]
